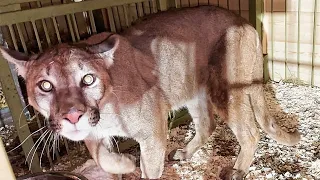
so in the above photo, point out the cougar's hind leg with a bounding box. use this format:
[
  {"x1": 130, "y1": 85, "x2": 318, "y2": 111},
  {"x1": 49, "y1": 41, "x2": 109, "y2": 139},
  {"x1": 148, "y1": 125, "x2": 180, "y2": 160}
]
[
  {"x1": 169, "y1": 88, "x2": 216, "y2": 161},
  {"x1": 220, "y1": 92, "x2": 260, "y2": 180}
]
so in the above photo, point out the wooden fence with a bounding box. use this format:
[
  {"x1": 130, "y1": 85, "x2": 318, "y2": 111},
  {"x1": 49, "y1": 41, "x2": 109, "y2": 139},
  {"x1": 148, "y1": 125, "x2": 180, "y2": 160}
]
[
  {"x1": 264, "y1": 0, "x2": 320, "y2": 86},
  {"x1": 5, "y1": 0, "x2": 313, "y2": 176}
]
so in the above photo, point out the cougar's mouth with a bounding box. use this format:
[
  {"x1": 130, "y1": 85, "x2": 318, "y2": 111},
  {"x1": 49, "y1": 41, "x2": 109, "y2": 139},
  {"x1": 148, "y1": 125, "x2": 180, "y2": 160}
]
[{"x1": 56, "y1": 108, "x2": 100, "y2": 141}]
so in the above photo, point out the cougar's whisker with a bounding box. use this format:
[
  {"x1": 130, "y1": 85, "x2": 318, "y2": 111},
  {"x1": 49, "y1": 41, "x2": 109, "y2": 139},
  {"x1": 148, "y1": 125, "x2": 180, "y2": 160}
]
[
  {"x1": 8, "y1": 126, "x2": 46, "y2": 153},
  {"x1": 40, "y1": 131, "x2": 52, "y2": 168},
  {"x1": 18, "y1": 104, "x2": 30, "y2": 128},
  {"x1": 26, "y1": 130, "x2": 49, "y2": 164}
]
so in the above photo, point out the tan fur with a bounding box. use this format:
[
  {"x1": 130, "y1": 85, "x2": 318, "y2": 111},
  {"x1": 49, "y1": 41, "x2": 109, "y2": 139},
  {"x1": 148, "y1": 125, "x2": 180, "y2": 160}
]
[{"x1": 0, "y1": 6, "x2": 300, "y2": 179}]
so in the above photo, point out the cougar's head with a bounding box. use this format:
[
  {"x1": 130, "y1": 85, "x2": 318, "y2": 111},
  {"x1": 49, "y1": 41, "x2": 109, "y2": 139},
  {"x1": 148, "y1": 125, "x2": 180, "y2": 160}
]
[{"x1": 0, "y1": 33, "x2": 119, "y2": 141}]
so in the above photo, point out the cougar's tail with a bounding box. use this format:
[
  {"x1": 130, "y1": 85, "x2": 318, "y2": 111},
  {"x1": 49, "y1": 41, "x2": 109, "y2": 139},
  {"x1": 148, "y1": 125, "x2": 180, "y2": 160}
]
[
  {"x1": 250, "y1": 86, "x2": 301, "y2": 146},
  {"x1": 249, "y1": 29, "x2": 300, "y2": 146}
]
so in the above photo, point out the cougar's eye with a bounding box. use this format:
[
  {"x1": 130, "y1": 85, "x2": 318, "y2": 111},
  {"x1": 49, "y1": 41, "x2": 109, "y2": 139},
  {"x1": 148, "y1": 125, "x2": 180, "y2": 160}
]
[
  {"x1": 82, "y1": 74, "x2": 95, "y2": 86},
  {"x1": 39, "y1": 80, "x2": 53, "y2": 92}
]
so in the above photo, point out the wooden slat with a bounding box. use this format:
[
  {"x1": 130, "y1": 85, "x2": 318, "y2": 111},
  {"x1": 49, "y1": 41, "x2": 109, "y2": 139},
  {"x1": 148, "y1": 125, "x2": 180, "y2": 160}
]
[
  {"x1": 199, "y1": 0, "x2": 209, "y2": 6},
  {"x1": 101, "y1": 8, "x2": 110, "y2": 31},
  {"x1": 219, "y1": 0, "x2": 228, "y2": 9},
  {"x1": 8, "y1": 25, "x2": 19, "y2": 50},
  {"x1": 311, "y1": 0, "x2": 317, "y2": 86},
  {"x1": 209, "y1": 0, "x2": 219, "y2": 6},
  {"x1": 16, "y1": 23, "x2": 28, "y2": 53},
  {"x1": 0, "y1": 56, "x2": 41, "y2": 173},
  {"x1": 240, "y1": 0, "x2": 249, "y2": 10},
  {"x1": 284, "y1": 0, "x2": 288, "y2": 79},
  {"x1": 0, "y1": 138, "x2": 15, "y2": 180},
  {"x1": 123, "y1": 5, "x2": 130, "y2": 27},
  {"x1": 129, "y1": 3, "x2": 138, "y2": 22},
  {"x1": 181, "y1": 0, "x2": 189, "y2": 7},
  {"x1": 297, "y1": 0, "x2": 301, "y2": 80},
  {"x1": 143, "y1": 1, "x2": 151, "y2": 15},
  {"x1": 71, "y1": 14, "x2": 81, "y2": 41},
  {"x1": 112, "y1": 6, "x2": 122, "y2": 32},
  {"x1": 38, "y1": 0, "x2": 55, "y2": 47},
  {"x1": 51, "y1": 0, "x2": 68, "y2": 42},
  {"x1": 239, "y1": 0, "x2": 241, "y2": 15},
  {"x1": 189, "y1": 0, "x2": 198, "y2": 7},
  {"x1": 52, "y1": 17, "x2": 62, "y2": 43},
  {"x1": 16, "y1": 3, "x2": 29, "y2": 52},
  {"x1": 0, "y1": 26, "x2": 14, "y2": 49},
  {"x1": 117, "y1": 5, "x2": 127, "y2": 29},
  {"x1": 88, "y1": 11, "x2": 97, "y2": 34},
  {"x1": 0, "y1": 0, "x2": 146, "y2": 26},
  {"x1": 137, "y1": 2, "x2": 144, "y2": 17},
  {"x1": 175, "y1": 0, "x2": 181, "y2": 8},
  {"x1": 0, "y1": 0, "x2": 36, "y2": 6},
  {"x1": 29, "y1": 1, "x2": 45, "y2": 46},
  {"x1": 31, "y1": 21, "x2": 43, "y2": 52},
  {"x1": 151, "y1": 0, "x2": 157, "y2": 13},
  {"x1": 228, "y1": 0, "x2": 240, "y2": 11},
  {"x1": 0, "y1": 4, "x2": 21, "y2": 13},
  {"x1": 159, "y1": 0, "x2": 168, "y2": 11},
  {"x1": 107, "y1": 7, "x2": 116, "y2": 32},
  {"x1": 66, "y1": 14, "x2": 76, "y2": 42}
]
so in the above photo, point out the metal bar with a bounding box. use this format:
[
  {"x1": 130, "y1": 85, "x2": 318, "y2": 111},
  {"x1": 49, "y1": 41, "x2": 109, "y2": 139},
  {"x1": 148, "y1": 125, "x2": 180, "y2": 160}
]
[
  {"x1": 31, "y1": 21, "x2": 43, "y2": 52},
  {"x1": 52, "y1": 17, "x2": 62, "y2": 43},
  {"x1": 8, "y1": 25, "x2": 19, "y2": 51},
  {"x1": 88, "y1": 10, "x2": 97, "y2": 34},
  {"x1": 0, "y1": 0, "x2": 147, "y2": 26},
  {"x1": 16, "y1": 23, "x2": 28, "y2": 54},
  {"x1": 311, "y1": 0, "x2": 317, "y2": 86},
  {"x1": 71, "y1": 14, "x2": 80, "y2": 41}
]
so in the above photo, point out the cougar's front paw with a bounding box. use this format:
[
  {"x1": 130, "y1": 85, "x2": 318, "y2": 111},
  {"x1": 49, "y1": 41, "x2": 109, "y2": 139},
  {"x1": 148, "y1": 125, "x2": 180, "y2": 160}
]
[
  {"x1": 100, "y1": 153, "x2": 136, "y2": 174},
  {"x1": 219, "y1": 167, "x2": 245, "y2": 180},
  {"x1": 168, "y1": 149, "x2": 188, "y2": 161}
]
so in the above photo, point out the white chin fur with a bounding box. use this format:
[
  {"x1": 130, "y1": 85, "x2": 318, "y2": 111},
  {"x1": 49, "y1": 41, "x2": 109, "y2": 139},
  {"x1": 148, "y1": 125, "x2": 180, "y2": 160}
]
[{"x1": 59, "y1": 115, "x2": 92, "y2": 141}]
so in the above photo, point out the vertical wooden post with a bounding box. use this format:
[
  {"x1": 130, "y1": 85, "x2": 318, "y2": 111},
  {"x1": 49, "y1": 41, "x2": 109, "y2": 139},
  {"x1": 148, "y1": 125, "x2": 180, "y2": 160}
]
[
  {"x1": 0, "y1": 55, "x2": 41, "y2": 173},
  {"x1": 249, "y1": 0, "x2": 268, "y2": 82},
  {"x1": 0, "y1": 137, "x2": 16, "y2": 180},
  {"x1": 249, "y1": 0, "x2": 263, "y2": 40},
  {"x1": 159, "y1": 0, "x2": 168, "y2": 11}
]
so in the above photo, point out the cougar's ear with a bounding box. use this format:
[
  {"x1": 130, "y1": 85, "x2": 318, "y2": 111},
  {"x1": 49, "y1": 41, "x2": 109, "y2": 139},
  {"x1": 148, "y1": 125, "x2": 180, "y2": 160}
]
[
  {"x1": 86, "y1": 33, "x2": 119, "y2": 68},
  {"x1": 0, "y1": 47, "x2": 29, "y2": 78}
]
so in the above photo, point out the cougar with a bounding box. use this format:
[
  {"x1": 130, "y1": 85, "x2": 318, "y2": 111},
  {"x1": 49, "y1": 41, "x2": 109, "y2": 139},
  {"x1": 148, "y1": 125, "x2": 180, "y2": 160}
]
[{"x1": 0, "y1": 6, "x2": 300, "y2": 180}]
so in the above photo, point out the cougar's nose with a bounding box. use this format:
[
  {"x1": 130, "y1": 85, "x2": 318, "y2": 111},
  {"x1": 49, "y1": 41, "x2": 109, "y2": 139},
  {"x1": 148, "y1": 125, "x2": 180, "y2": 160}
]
[{"x1": 63, "y1": 108, "x2": 84, "y2": 124}]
